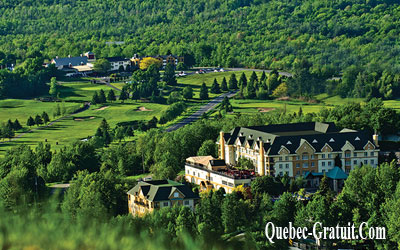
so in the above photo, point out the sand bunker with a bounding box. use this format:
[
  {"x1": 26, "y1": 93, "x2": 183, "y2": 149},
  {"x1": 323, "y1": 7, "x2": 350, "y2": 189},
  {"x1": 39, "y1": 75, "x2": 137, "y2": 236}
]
[
  {"x1": 258, "y1": 108, "x2": 275, "y2": 113},
  {"x1": 74, "y1": 116, "x2": 95, "y2": 121},
  {"x1": 136, "y1": 106, "x2": 153, "y2": 111},
  {"x1": 95, "y1": 106, "x2": 109, "y2": 111}
]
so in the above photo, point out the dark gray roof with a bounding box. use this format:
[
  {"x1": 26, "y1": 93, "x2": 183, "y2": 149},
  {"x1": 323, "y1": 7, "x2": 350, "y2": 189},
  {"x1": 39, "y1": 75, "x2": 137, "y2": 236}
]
[
  {"x1": 127, "y1": 180, "x2": 199, "y2": 202},
  {"x1": 223, "y1": 122, "x2": 377, "y2": 155},
  {"x1": 53, "y1": 56, "x2": 88, "y2": 67},
  {"x1": 104, "y1": 57, "x2": 130, "y2": 62}
]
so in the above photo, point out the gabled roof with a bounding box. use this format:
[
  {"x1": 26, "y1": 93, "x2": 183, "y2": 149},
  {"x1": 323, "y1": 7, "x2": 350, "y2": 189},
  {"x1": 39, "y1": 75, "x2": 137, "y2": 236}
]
[
  {"x1": 223, "y1": 122, "x2": 377, "y2": 156},
  {"x1": 127, "y1": 180, "x2": 199, "y2": 202},
  {"x1": 53, "y1": 56, "x2": 88, "y2": 67}
]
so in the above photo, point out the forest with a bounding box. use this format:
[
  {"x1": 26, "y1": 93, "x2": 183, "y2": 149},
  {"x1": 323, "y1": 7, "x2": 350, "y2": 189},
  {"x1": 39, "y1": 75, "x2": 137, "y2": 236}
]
[{"x1": 0, "y1": 0, "x2": 399, "y2": 73}]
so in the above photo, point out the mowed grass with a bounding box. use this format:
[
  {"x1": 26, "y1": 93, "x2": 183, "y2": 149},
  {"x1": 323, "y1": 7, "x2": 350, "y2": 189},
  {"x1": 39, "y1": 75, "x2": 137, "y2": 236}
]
[
  {"x1": 0, "y1": 101, "x2": 168, "y2": 154},
  {"x1": 0, "y1": 99, "x2": 80, "y2": 124},
  {"x1": 231, "y1": 99, "x2": 326, "y2": 114}
]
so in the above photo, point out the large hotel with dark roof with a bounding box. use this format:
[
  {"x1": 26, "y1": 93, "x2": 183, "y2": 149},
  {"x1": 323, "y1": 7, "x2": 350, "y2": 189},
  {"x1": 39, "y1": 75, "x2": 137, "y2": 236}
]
[{"x1": 185, "y1": 122, "x2": 379, "y2": 193}]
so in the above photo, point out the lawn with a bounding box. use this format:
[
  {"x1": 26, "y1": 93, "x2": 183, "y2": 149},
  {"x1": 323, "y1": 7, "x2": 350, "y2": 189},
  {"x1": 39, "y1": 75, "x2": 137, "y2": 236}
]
[
  {"x1": 0, "y1": 99, "x2": 81, "y2": 124},
  {"x1": 231, "y1": 99, "x2": 325, "y2": 114}
]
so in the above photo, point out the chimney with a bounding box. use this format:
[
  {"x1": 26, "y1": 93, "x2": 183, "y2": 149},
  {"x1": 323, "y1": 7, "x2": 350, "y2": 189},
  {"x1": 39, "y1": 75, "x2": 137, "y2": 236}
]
[
  {"x1": 258, "y1": 141, "x2": 265, "y2": 176},
  {"x1": 373, "y1": 131, "x2": 379, "y2": 147},
  {"x1": 220, "y1": 131, "x2": 225, "y2": 160}
]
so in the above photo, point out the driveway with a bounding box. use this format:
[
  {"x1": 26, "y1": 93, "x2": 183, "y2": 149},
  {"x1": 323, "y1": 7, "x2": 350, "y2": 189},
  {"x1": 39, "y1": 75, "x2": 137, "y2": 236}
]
[{"x1": 166, "y1": 91, "x2": 238, "y2": 132}]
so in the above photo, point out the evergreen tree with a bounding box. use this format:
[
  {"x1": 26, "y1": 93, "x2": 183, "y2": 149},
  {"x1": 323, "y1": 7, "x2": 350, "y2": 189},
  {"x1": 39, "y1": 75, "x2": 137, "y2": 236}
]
[
  {"x1": 246, "y1": 80, "x2": 256, "y2": 99},
  {"x1": 250, "y1": 71, "x2": 258, "y2": 83},
  {"x1": 34, "y1": 115, "x2": 43, "y2": 126},
  {"x1": 228, "y1": 73, "x2": 238, "y2": 89},
  {"x1": 27, "y1": 116, "x2": 35, "y2": 127},
  {"x1": 260, "y1": 71, "x2": 266, "y2": 82},
  {"x1": 163, "y1": 63, "x2": 177, "y2": 85},
  {"x1": 92, "y1": 91, "x2": 100, "y2": 105},
  {"x1": 221, "y1": 77, "x2": 228, "y2": 91},
  {"x1": 210, "y1": 78, "x2": 221, "y2": 94},
  {"x1": 13, "y1": 119, "x2": 22, "y2": 130},
  {"x1": 119, "y1": 87, "x2": 128, "y2": 103},
  {"x1": 107, "y1": 89, "x2": 116, "y2": 102},
  {"x1": 99, "y1": 89, "x2": 106, "y2": 103},
  {"x1": 199, "y1": 82, "x2": 209, "y2": 100},
  {"x1": 99, "y1": 118, "x2": 110, "y2": 132},
  {"x1": 239, "y1": 72, "x2": 247, "y2": 87},
  {"x1": 220, "y1": 96, "x2": 233, "y2": 112},
  {"x1": 6, "y1": 119, "x2": 13, "y2": 130},
  {"x1": 42, "y1": 111, "x2": 50, "y2": 124}
]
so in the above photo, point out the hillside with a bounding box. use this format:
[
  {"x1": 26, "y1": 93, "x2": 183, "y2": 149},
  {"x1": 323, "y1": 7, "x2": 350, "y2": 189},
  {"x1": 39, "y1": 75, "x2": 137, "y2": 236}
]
[{"x1": 1, "y1": 0, "x2": 400, "y2": 72}]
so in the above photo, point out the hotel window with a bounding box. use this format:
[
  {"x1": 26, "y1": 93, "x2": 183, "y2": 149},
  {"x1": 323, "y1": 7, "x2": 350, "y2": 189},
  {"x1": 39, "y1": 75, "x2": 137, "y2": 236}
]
[
  {"x1": 371, "y1": 159, "x2": 374, "y2": 164},
  {"x1": 279, "y1": 164, "x2": 283, "y2": 169},
  {"x1": 222, "y1": 180, "x2": 227, "y2": 185},
  {"x1": 353, "y1": 160, "x2": 357, "y2": 165},
  {"x1": 285, "y1": 164, "x2": 289, "y2": 168},
  {"x1": 286, "y1": 171, "x2": 289, "y2": 175},
  {"x1": 328, "y1": 154, "x2": 332, "y2": 158},
  {"x1": 364, "y1": 160, "x2": 368, "y2": 164},
  {"x1": 328, "y1": 161, "x2": 332, "y2": 166},
  {"x1": 285, "y1": 156, "x2": 289, "y2": 161},
  {"x1": 296, "y1": 163, "x2": 300, "y2": 168},
  {"x1": 311, "y1": 155, "x2": 315, "y2": 159},
  {"x1": 345, "y1": 160, "x2": 351, "y2": 166},
  {"x1": 311, "y1": 162, "x2": 315, "y2": 167},
  {"x1": 296, "y1": 155, "x2": 300, "y2": 160},
  {"x1": 322, "y1": 162, "x2": 325, "y2": 167},
  {"x1": 174, "y1": 193, "x2": 179, "y2": 198},
  {"x1": 322, "y1": 169, "x2": 326, "y2": 173},
  {"x1": 184, "y1": 200, "x2": 190, "y2": 205},
  {"x1": 321, "y1": 154, "x2": 326, "y2": 159},
  {"x1": 296, "y1": 171, "x2": 300, "y2": 176},
  {"x1": 364, "y1": 152, "x2": 368, "y2": 157},
  {"x1": 163, "y1": 202, "x2": 169, "y2": 207},
  {"x1": 354, "y1": 152, "x2": 357, "y2": 157},
  {"x1": 302, "y1": 153, "x2": 309, "y2": 160},
  {"x1": 370, "y1": 152, "x2": 374, "y2": 156},
  {"x1": 279, "y1": 157, "x2": 282, "y2": 161},
  {"x1": 345, "y1": 151, "x2": 351, "y2": 158},
  {"x1": 303, "y1": 163, "x2": 308, "y2": 168}
]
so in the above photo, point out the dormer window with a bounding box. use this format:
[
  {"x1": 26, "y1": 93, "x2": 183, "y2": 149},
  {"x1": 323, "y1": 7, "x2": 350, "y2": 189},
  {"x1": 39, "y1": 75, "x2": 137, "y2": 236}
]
[
  {"x1": 329, "y1": 138, "x2": 335, "y2": 142},
  {"x1": 312, "y1": 139, "x2": 318, "y2": 143},
  {"x1": 257, "y1": 137, "x2": 262, "y2": 141},
  {"x1": 174, "y1": 192, "x2": 179, "y2": 198},
  {"x1": 249, "y1": 134, "x2": 253, "y2": 139},
  {"x1": 287, "y1": 141, "x2": 292, "y2": 145},
  {"x1": 355, "y1": 137, "x2": 360, "y2": 141},
  {"x1": 240, "y1": 132, "x2": 244, "y2": 136}
]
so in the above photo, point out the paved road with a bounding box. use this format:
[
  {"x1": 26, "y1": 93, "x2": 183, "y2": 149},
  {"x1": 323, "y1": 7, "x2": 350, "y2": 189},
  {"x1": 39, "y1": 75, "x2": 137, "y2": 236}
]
[{"x1": 166, "y1": 90, "x2": 238, "y2": 132}]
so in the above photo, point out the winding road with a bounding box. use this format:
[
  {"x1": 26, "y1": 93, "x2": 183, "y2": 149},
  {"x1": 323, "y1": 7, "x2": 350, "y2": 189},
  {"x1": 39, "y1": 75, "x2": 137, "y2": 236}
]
[{"x1": 166, "y1": 90, "x2": 238, "y2": 132}]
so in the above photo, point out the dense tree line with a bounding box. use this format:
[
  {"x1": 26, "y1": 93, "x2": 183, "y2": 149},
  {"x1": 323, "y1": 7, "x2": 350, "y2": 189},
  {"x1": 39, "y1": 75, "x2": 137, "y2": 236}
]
[
  {"x1": 0, "y1": 52, "x2": 57, "y2": 98},
  {"x1": 1, "y1": 0, "x2": 400, "y2": 75}
]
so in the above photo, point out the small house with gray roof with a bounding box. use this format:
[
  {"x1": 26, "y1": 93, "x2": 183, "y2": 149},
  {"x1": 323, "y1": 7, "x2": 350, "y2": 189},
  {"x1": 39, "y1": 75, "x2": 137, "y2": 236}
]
[{"x1": 127, "y1": 180, "x2": 199, "y2": 216}]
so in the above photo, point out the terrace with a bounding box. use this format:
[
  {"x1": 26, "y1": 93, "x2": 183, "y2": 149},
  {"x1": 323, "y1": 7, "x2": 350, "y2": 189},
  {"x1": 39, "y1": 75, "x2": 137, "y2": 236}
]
[{"x1": 185, "y1": 161, "x2": 257, "y2": 180}]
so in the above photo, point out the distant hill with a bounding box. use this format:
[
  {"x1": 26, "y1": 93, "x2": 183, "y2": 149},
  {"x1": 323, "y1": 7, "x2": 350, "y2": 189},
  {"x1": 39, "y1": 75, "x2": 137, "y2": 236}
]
[{"x1": 1, "y1": 0, "x2": 400, "y2": 72}]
